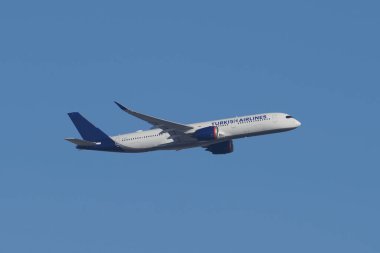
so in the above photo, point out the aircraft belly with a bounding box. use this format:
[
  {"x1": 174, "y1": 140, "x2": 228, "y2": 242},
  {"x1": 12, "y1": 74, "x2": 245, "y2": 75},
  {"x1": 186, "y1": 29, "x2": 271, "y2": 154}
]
[
  {"x1": 228, "y1": 122, "x2": 271, "y2": 137},
  {"x1": 117, "y1": 137, "x2": 176, "y2": 152}
]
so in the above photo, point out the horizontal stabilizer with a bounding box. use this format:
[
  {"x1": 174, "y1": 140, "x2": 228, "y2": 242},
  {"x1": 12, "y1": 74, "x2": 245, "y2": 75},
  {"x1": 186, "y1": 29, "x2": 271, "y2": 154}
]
[{"x1": 65, "y1": 138, "x2": 98, "y2": 146}]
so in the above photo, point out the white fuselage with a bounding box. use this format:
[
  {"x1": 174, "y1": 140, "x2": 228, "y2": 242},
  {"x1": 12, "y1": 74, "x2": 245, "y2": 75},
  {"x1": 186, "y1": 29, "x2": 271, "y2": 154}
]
[{"x1": 111, "y1": 112, "x2": 301, "y2": 152}]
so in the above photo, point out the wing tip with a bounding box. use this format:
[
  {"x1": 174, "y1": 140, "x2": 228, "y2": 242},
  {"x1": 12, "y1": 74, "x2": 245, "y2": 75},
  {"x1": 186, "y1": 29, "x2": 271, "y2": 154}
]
[{"x1": 114, "y1": 101, "x2": 130, "y2": 111}]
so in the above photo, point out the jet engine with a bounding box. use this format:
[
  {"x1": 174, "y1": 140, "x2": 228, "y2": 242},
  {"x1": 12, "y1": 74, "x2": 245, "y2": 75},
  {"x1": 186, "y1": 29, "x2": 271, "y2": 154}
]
[
  {"x1": 205, "y1": 140, "x2": 234, "y2": 154},
  {"x1": 193, "y1": 126, "x2": 219, "y2": 141}
]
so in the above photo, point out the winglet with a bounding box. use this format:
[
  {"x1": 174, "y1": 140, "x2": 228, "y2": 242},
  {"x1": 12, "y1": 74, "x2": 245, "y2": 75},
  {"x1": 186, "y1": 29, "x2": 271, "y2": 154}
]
[{"x1": 114, "y1": 101, "x2": 127, "y2": 111}]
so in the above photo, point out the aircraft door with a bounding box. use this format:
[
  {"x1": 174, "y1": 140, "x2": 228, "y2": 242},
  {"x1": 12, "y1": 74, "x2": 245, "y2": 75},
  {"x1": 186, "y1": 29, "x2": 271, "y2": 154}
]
[{"x1": 271, "y1": 114, "x2": 279, "y2": 124}]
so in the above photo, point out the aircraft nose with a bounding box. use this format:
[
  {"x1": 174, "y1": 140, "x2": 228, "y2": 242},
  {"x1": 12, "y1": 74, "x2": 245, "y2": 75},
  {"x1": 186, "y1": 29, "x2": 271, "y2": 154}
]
[{"x1": 295, "y1": 119, "x2": 301, "y2": 127}]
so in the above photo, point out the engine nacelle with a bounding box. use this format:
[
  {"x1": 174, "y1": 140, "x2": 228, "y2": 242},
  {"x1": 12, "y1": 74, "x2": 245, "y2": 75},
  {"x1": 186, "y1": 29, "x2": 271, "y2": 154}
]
[
  {"x1": 193, "y1": 126, "x2": 219, "y2": 141},
  {"x1": 206, "y1": 140, "x2": 234, "y2": 154}
]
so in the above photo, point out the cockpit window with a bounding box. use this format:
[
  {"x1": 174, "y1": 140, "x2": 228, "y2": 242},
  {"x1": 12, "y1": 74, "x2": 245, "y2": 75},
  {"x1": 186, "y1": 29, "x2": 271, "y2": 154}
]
[{"x1": 286, "y1": 115, "x2": 293, "y2": 119}]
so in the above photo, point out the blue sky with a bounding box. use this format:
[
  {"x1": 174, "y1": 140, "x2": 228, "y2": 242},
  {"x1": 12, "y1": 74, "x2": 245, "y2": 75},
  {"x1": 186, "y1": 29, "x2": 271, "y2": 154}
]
[{"x1": 0, "y1": 0, "x2": 379, "y2": 252}]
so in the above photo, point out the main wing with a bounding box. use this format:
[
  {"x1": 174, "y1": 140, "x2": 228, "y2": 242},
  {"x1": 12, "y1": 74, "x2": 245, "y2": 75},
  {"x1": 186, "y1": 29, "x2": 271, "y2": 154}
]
[
  {"x1": 114, "y1": 101, "x2": 192, "y2": 131},
  {"x1": 114, "y1": 101, "x2": 194, "y2": 142}
]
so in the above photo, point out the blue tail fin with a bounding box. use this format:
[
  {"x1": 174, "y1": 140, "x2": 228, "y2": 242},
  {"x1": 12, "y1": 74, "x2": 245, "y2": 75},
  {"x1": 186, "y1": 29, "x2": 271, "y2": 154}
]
[{"x1": 67, "y1": 112, "x2": 114, "y2": 146}]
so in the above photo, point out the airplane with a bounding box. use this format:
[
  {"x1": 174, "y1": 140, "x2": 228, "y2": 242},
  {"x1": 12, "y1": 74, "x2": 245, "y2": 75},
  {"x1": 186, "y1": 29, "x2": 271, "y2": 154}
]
[{"x1": 65, "y1": 102, "x2": 301, "y2": 155}]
